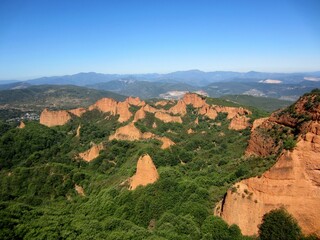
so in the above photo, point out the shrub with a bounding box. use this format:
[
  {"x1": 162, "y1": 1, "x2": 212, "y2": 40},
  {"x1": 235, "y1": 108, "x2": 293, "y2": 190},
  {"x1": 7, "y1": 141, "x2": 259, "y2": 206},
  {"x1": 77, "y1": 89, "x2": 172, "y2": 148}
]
[
  {"x1": 259, "y1": 208, "x2": 302, "y2": 240},
  {"x1": 283, "y1": 137, "x2": 296, "y2": 150}
]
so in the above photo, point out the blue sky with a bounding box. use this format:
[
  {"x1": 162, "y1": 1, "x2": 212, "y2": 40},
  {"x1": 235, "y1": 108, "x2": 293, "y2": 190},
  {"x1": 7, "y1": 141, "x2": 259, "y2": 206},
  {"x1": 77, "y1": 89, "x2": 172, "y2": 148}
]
[{"x1": 0, "y1": 0, "x2": 319, "y2": 79}]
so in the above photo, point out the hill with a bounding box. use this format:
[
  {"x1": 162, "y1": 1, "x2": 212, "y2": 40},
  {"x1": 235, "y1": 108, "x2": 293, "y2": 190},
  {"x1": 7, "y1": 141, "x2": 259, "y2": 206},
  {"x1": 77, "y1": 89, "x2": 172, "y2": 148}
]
[
  {"x1": 0, "y1": 92, "x2": 273, "y2": 239},
  {"x1": 216, "y1": 89, "x2": 320, "y2": 237},
  {"x1": 88, "y1": 80, "x2": 199, "y2": 99},
  {"x1": 0, "y1": 91, "x2": 319, "y2": 239},
  {"x1": 0, "y1": 85, "x2": 126, "y2": 113},
  {"x1": 205, "y1": 81, "x2": 320, "y2": 101},
  {"x1": 220, "y1": 95, "x2": 292, "y2": 112}
]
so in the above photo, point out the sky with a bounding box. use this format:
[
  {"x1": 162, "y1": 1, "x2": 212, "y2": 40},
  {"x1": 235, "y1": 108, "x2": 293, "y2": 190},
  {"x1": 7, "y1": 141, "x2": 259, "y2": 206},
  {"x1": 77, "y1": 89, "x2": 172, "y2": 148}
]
[{"x1": 0, "y1": 0, "x2": 320, "y2": 80}]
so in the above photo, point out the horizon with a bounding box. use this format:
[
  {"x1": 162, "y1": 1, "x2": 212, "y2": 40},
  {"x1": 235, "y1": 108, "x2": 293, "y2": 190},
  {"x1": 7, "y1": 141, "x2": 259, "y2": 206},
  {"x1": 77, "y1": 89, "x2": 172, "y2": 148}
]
[
  {"x1": 2, "y1": 68, "x2": 320, "y2": 82},
  {"x1": 1, "y1": 0, "x2": 320, "y2": 79}
]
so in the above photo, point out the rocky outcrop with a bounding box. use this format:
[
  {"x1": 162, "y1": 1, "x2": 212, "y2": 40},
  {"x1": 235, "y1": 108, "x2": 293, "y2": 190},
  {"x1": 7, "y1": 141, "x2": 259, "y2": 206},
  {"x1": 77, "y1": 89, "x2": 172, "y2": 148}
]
[
  {"x1": 229, "y1": 115, "x2": 250, "y2": 130},
  {"x1": 116, "y1": 101, "x2": 132, "y2": 122},
  {"x1": 182, "y1": 93, "x2": 206, "y2": 108},
  {"x1": 155, "y1": 100, "x2": 170, "y2": 107},
  {"x1": 217, "y1": 93, "x2": 320, "y2": 237},
  {"x1": 126, "y1": 96, "x2": 145, "y2": 106},
  {"x1": 40, "y1": 108, "x2": 72, "y2": 127},
  {"x1": 155, "y1": 112, "x2": 182, "y2": 123},
  {"x1": 109, "y1": 123, "x2": 154, "y2": 141},
  {"x1": 187, "y1": 128, "x2": 194, "y2": 134},
  {"x1": 198, "y1": 104, "x2": 218, "y2": 120},
  {"x1": 157, "y1": 137, "x2": 175, "y2": 149},
  {"x1": 79, "y1": 143, "x2": 104, "y2": 162},
  {"x1": 251, "y1": 117, "x2": 268, "y2": 131},
  {"x1": 246, "y1": 119, "x2": 283, "y2": 157},
  {"x1": 133, "y1": 107, "x2": 146, "y2": 122},
  {"x1": 129, "y1": 154, "x2": 159, "y2": 190},
  {"x1": 215, "y1": 106, "x2": 251, "y2": 120},
  {"x1": 18, "y1": 121, "x2": 25, "y2": 129},
  {"x1": 88, "y1": 98, "x2": 132, "y2": 122},
  {"x1": 68, "y1": 108, "x2": 87, "y2": 117},
  {"x1": 168, "y1": 100, "x2": 187, "y2": 116},
  {"x1": 89, "y1": 98, "x2": 118, "y2": 114},
  {"x1": 217, "y1": 124, "x2": 320, "y2": 237},
  {"x1": 143, "y1": 104, "x2": 158, "y2": 113},
  {"x1": 76, "y1": 125, "x2": 81, "y2": 137}
]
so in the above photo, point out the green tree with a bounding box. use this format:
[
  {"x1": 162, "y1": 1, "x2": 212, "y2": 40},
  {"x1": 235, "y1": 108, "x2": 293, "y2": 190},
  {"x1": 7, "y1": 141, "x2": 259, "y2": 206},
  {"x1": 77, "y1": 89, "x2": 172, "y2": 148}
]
[{"x1": 259, "y1": 208, "x2": 302, "y2": 240}]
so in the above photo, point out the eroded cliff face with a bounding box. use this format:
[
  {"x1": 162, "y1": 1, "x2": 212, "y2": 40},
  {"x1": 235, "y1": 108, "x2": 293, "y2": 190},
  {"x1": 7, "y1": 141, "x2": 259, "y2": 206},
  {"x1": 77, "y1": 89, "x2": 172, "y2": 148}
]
[
  {"x1": 69, "y1": 108, "x2": 87, "y2": 117},
  {"x1": 126, "y1": 96, "x2": 145, "y2": 106},
  {"x1": 109, "y1": 123, "x2": 151, "y2": 141},
  {"x1": 217, "y1": 93, "x2": 320, "y2": 237},
  {"x1": 229, "y1": 115, "x2": 250, "y2": 130},
  {"x1": 198, "y1": 104, "x2": 218, "y2": 120},
  {"x1": 79, "y1": 143, "x2": 104, "y2": 162},
  {"x1": 157, "y1": 136, "x2": 175, "y2": 149},
  {"x1": 168, "y1": 100, "x2": 187, "y2": 116},
  {"x1": 39, "y1": 92, "x2": 252, "y2": 130},
  {"x1": 251, "y1": 117, "x2": 268, "y2": 131},
  {"x1": 133, "y1": 107, "x2": 146, "y2": 122},
  {"x1": 155, "y1": 112, "x2": 182, "y2": 123},
  {"x1": 182, "y1": 92, "x2": 206, "y2": 108},
  {"x1": 40, "y1": 108, "x2": 72, "y2": 127},
  {"x1": 89, "y1": 98, "x2": 118, "y2": 114},
  {"x1": 129, "y1": 154, "x2": 159, "y2": 190},
  {"x1": 116, "y1": 101, "x2": 132, "y2": 122}
]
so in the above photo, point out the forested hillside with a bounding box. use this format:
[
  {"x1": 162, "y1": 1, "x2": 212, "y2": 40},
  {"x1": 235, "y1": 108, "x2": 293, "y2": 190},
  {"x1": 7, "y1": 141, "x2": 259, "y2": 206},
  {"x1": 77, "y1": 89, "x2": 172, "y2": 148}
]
[{"x1": 1, "y1": 92, "x2": 316, "y2": 239}]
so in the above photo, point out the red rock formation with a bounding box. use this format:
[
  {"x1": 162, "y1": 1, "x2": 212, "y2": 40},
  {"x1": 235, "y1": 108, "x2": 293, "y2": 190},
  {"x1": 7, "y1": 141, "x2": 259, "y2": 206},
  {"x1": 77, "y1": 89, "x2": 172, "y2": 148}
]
[
  {"x1": 217, "y1": 94, "x2": 320, "y2": 237},
  {"x1": 194, "y1": 117, "x2": 199, "y2": 125},
  {"x1": 157, "y1": 136, "x2": 175, "y2": 149},
  {"x1": 246, "y1": 119, "x2": 284, "y2": 157},
  {"x1": 109, "y1": 123, "x2": 154, "y2": 141},
  {"x1": 88, "y1": 98, "x2": 133, "y2": 122},
  {"x1": 143, "y1": 104, "x2": 158, "y2": 113},
  {"x1": 229, "y1": 114, "x2": 250, "y2": 130},
  {"x1": 198, "y1": 104, "x2": 218, "y2": 119},
  {"x1": 68, "y1": 108, "x2": 87, "y2": 117},
  {"x1": 129, "y1": 154, "x2": 159, "y2": 190},
  {"x1": 40, "y1": 108, "x2": 72, "y2": 127},
  {"x1": 133, "y1": 107, "x2": 146, "y2": 122},
  {"x1": 168, "y1": 100, "x2": 187, "y2": 116},
  {"x1": 18, "y1": 121, "x2": 25, "y2": 129},
  {"x1": 88, "y1": 98, "x2": 118, "y2": 114},
  {"x1": 79, "y1": 143, "x2": 104, "y2": 162},
  {"x1": 251, "y1": 117, "x2": 268, "y2": 131},
  {"x1": 116, "y1": 101, "x2": 132, "y2": 122},
  {"x1": 216, "y1": 106, "x2": 251, "y2": 120},
  {"x1": 155, "y1": 100, "x2": 170, "y2": 107},
  {"x1": 126, "y1": 96, "x2": 145, "y2": 106},
  {"x1": 217, "y1": 123, "x2": 320, "y2": 237},
  {"x1": 182, "y1": 93, "x2": 206, "y2": 108},
  {"x1": 155, "y1": 112, "x2": 182, "y2": 123}
]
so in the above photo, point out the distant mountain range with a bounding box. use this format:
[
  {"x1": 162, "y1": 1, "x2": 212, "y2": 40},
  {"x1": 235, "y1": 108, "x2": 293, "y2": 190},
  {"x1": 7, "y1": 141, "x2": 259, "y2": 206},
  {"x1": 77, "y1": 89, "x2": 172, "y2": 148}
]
[
  {"x1": 1, "y1": 70, "x2": 320, "y2": 101},
  {"x1": 1, "y1": 70, "x2": 320, "y2": 87}
]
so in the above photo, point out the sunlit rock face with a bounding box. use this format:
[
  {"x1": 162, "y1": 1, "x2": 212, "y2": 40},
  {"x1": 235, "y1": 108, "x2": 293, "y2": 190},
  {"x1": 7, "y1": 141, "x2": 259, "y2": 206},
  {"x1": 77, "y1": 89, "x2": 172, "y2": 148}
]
[
  {"x1": 129, "y1": 154, "x2": 159, "y2": 190},
  {"x1": 79, "y1": 143, "x2": 104, "y2": 162},
  {"x1": 217, "y1": 93, "x2": 320, "y2": 237},
  {"x1": 40, "y1": 108, "x2": 72, "y2": 127}
]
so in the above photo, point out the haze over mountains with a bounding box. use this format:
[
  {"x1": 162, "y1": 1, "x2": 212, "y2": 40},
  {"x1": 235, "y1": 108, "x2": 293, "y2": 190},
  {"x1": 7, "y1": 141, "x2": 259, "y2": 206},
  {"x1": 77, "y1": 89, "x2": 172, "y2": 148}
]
[{"x1": 1, "y1": 70, "x2": 320, "y2": 101}]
